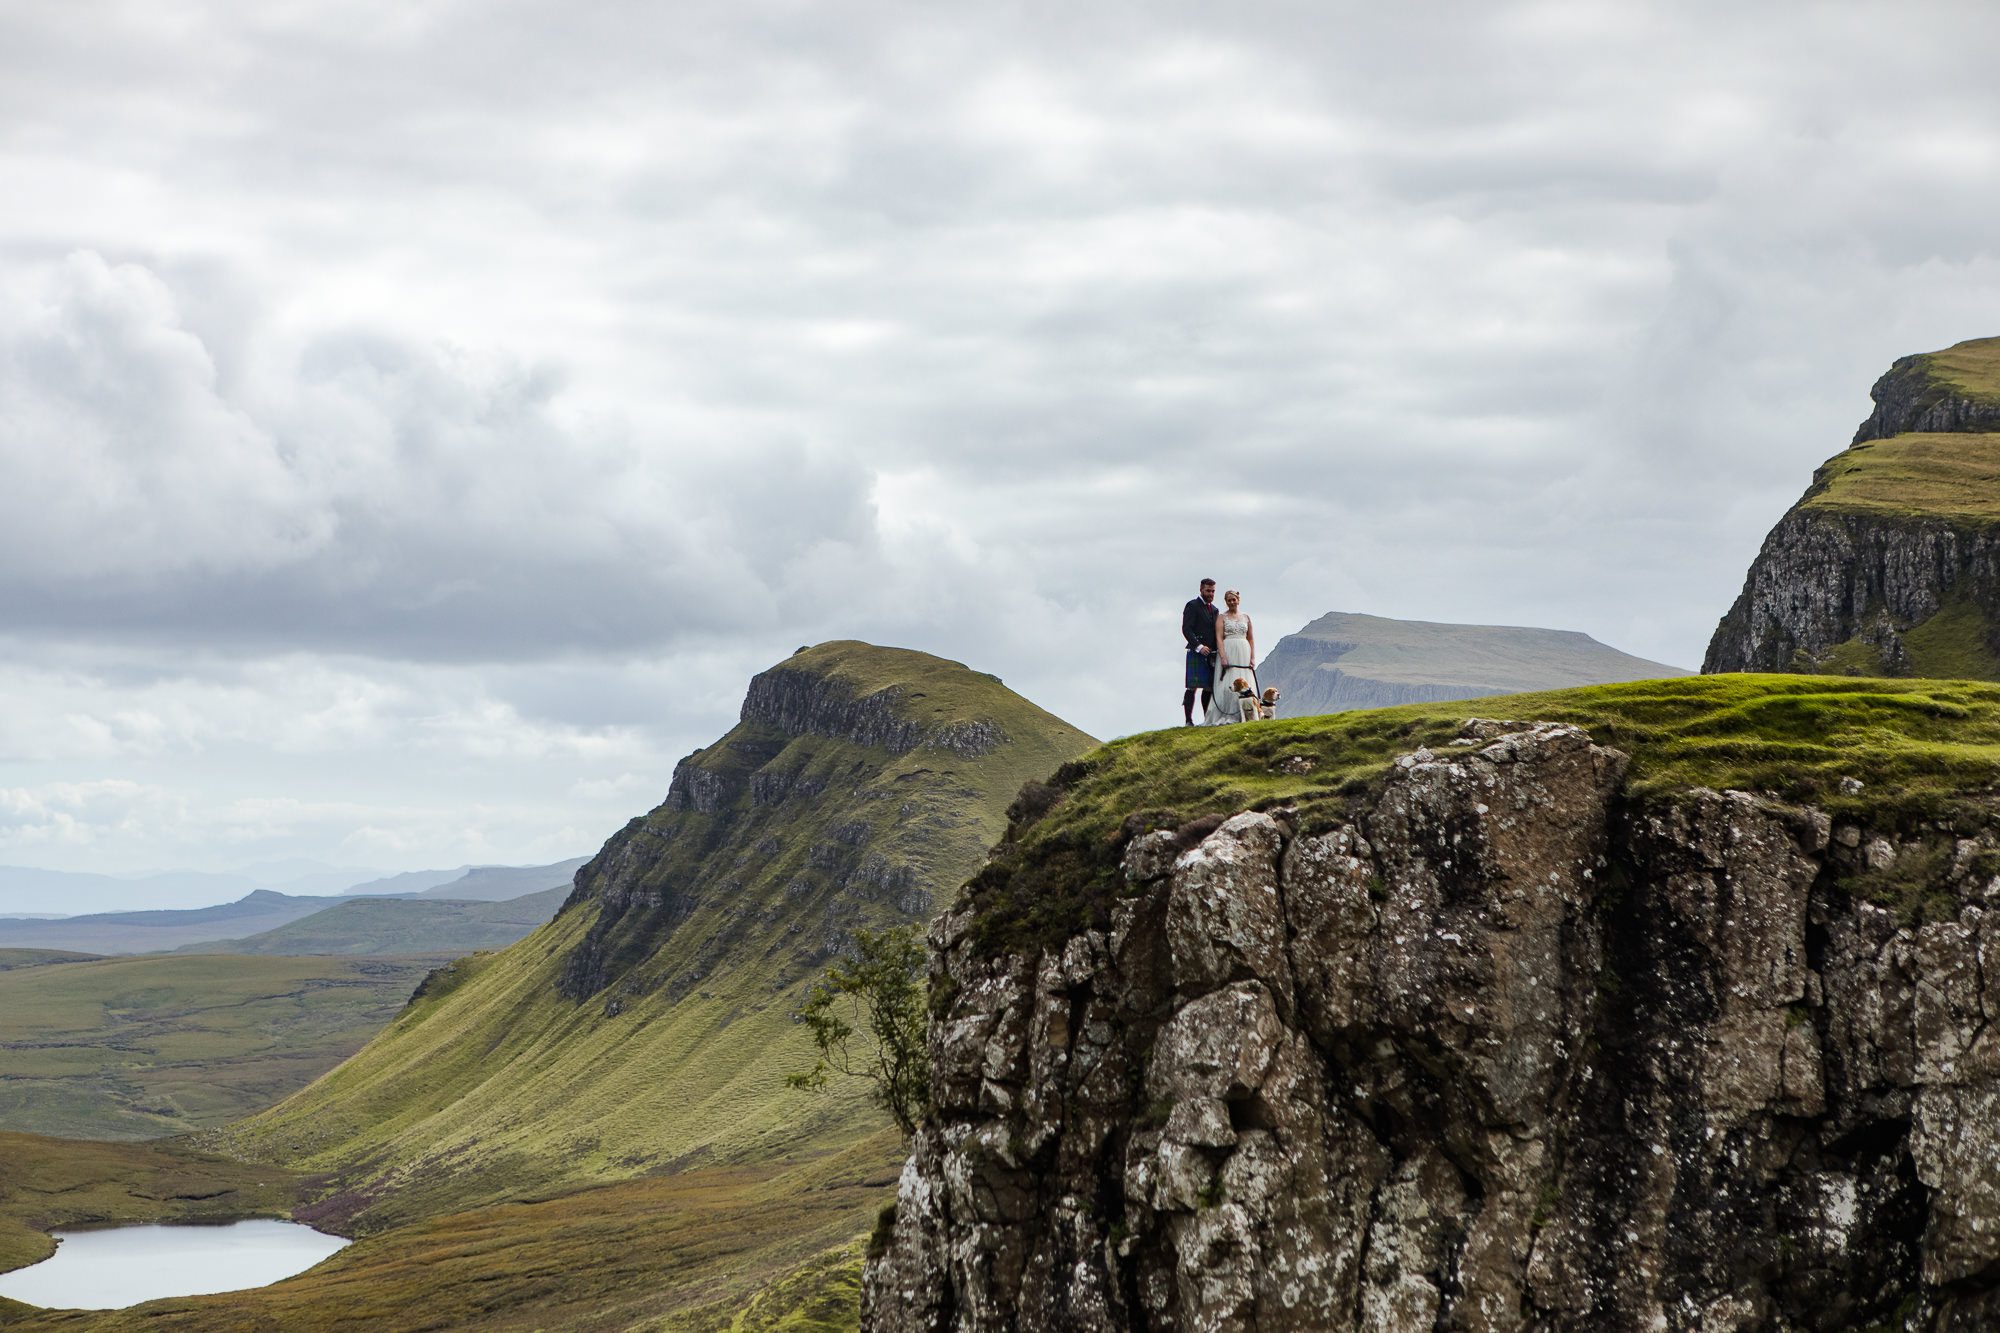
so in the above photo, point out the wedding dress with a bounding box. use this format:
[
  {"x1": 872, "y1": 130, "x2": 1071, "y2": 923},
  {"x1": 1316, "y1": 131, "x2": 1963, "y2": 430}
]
[{"x1": 1205, "y1": 612, "x2": 1256, "y2": 724}]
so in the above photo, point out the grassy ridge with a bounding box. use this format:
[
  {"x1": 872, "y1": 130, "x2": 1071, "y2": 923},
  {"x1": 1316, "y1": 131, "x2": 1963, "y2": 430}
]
[
  {"x1": 222, "y1": 644, "x2": 1094, "y2": 1237},
  {"x1": 9, "y1": 1134, "x2": 898, "y2": 1331},
  {"x1": 0, "y1": 955, "x2": 439, "y2": 1140},
  {"x1": 968, "y1": 674, "x2": 2000, "y2": 956}
]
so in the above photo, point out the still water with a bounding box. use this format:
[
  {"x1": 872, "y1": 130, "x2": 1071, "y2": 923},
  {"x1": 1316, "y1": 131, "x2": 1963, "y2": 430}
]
[{"x1": 0, "y1": 1219, "x2": 348, "y2": 1310}]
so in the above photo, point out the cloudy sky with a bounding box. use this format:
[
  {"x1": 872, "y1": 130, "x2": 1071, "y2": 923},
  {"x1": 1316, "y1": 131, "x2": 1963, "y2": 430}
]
[{"x1": 4, "y1": 0, "x2": 1999, "y2": 890}]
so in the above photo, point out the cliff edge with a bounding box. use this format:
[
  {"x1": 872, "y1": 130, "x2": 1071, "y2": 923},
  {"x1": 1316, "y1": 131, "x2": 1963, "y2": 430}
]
[
  {"x1": 866, "y1": 676, "x2": 2000, "y2": 1330},
  {"x1": 1705, "y1": 337, "x2": 2000, "y2": 677}
]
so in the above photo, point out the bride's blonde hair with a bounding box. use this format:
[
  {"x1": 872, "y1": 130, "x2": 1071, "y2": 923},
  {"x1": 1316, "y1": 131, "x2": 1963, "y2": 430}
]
[{"x1": 1224, "y1": 589, "x2": 1241, "y2": 603}]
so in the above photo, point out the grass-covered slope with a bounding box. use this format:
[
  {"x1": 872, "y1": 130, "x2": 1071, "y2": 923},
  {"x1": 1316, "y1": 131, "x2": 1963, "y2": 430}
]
[
  {"x1": 186, "y1": 887, "x2": 565, "y2": 956},
  {"x1": 221, "y1": 642, "x2": 1094, "y2": 1232},
  {"x1": 968, "y1": 674, "x2": 2000, "y2": 956},
  {"x1": 0, "y1": 954, "x2": 438, "y2": 1140}
]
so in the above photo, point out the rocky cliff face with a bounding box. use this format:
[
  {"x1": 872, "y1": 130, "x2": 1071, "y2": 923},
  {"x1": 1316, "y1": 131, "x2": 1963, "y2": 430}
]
[
  {"x1": 1706, "y1": 339, "x2": 2000, "y2": 676},
  {"x1": 865, "y1": 720, "x2": 2000, "y2": 1330}
]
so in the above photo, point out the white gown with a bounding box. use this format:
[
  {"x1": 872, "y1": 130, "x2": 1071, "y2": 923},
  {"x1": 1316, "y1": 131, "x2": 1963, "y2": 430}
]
[{"x1": 1205, "y1": 612, "x2": 1256, "y2": 724}]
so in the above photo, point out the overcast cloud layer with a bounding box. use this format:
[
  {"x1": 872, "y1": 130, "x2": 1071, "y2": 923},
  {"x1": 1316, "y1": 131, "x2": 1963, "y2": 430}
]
[{"x1": 5, "y1": 0, "x2": 2000, "y2": 890}]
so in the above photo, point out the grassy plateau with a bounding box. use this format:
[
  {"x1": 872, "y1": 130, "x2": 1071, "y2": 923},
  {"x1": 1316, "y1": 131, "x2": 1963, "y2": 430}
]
[{"x1": 1807, "y1": 431, "x2": 2000, "y2": 527}]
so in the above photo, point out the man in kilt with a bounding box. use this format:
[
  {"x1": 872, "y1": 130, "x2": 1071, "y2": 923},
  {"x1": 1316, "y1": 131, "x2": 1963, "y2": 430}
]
[{"x1": 1182, "y1": 577, "x2": 1219, "y2": 725}]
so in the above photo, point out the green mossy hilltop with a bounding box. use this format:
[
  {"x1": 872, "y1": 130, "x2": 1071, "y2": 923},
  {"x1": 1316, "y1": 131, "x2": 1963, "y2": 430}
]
[
  {"x1": 967, "y1": 674, "x2": 2000, "y2": 957},
  {"x1": 219, "y1": 643, "x2": 1092, "y2": 1239}
]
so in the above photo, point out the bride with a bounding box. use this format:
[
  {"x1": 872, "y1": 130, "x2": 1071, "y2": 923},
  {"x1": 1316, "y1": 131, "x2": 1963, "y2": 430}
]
[{"x1": 1205, "y1": 590, "x2": 1257, "y2": 724}]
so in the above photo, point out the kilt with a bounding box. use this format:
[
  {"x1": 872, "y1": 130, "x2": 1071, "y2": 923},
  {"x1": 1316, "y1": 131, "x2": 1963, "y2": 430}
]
[{"x1": 1185, "y1": 648, "x2": 1215, "y2": 689}]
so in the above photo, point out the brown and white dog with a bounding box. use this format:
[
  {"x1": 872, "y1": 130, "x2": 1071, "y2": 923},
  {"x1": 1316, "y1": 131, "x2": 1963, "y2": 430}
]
[
  {"x1": 1260, "y1": 686, "x2": 1281, "y2": 719},
  {"x1": 1229, "y1": 678, "x2": 1261, "y2": 722}
]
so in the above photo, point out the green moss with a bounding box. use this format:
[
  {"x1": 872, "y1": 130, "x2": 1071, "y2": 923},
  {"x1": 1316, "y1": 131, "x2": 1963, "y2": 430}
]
[
  {"x1": 967, "y1": 675, "x2": 2000, "y2": 957},
  {"x1": 1531, "y1": 1178, "x2": 1561, "y2": 1229}
]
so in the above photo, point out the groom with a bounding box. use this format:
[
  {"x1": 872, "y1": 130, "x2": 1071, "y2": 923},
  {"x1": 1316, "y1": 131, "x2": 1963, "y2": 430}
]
[{"x1": 1181, "y1": 577, "x2": 1219, "y2": 725}]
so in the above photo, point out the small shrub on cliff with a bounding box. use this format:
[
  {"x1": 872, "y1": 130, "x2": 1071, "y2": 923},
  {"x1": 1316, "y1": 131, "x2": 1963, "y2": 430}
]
[{"x1": 788, "y1": 926, "x2": 930, "y2": 1136}]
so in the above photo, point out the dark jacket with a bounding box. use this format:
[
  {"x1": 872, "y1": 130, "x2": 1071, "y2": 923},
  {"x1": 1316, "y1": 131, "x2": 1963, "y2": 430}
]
[{"x1": 1182, "y1": 596, "x2": 1219, "y2": 653}]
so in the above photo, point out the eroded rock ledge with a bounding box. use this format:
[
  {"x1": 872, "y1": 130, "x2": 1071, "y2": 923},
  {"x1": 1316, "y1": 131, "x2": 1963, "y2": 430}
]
[{"x1": 865, "y1": 721, "x2": 2000, "y2": 1330}]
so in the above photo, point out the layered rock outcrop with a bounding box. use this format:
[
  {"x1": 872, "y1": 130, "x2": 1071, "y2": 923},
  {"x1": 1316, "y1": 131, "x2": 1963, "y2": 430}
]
[
  {"x1": 1706, "y1": 339, "x2": 2000, "y2": 676},
  {"x1": 866, "y1": 720, "x2": 2000, "y2": 1330}
]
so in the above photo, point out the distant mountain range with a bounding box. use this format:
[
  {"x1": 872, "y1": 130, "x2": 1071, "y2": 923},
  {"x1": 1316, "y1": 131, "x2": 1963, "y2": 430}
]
[
  {"x1": 0, "y1": 858, "x2": 586, "y2": 956},
  {"x1": 0, "y1": 862, "x2": 381, "y2": 916},
  {"x1": 1260, "y1": 611, "x2": 1690, "y2": 716},
  {"x1": 186, "y1": 887, "x2": 569, "y2": 956}
]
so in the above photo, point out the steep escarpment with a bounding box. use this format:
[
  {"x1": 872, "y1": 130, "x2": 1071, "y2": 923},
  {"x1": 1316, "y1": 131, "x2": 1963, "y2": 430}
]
[
  {"x1": 1262, "y1": 612, "x2": 1686, "y2": 716},
  {"x1": 867, "y1": 678, "x2": 2000, "y2": 1331},
  {"x1": 224, "y1": 642, "x2": 1092, "y2": 1235},
  {"x1": 1707, "y1": 337, "x2": 2000, "y2": 677}
]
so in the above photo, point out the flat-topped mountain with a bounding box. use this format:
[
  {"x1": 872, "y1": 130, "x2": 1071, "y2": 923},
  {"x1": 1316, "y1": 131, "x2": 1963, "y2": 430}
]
[
  {"x1": 1707, "y1": 336, "x2": 2000, "y2": 676},
  {"x1": 224, "y1": 641, "x2": 1094, "y2": 1249},
  {"x1": 1259, "y1": 611, "x2": 1687, "y2": 715}
]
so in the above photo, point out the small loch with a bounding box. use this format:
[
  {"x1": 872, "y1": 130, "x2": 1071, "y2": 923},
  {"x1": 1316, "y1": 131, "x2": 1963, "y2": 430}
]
[{"x1": 0, "y1": 1219, "x2": 348, "y2": 1310}]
